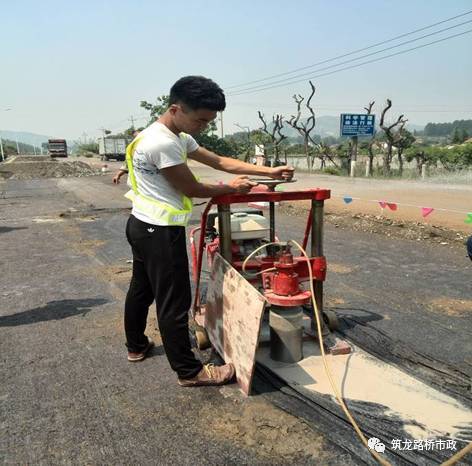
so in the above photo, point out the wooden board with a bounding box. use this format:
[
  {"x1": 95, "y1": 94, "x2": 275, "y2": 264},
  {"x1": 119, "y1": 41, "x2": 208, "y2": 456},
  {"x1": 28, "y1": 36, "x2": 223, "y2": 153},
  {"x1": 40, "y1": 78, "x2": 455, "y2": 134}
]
[{"x1": 204, "y1": 253, "x2": 267, "y2": 395}]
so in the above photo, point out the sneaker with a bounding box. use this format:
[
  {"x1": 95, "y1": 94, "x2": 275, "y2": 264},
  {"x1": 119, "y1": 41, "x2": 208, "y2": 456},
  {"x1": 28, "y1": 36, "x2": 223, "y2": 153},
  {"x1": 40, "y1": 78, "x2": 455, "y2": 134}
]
[
  {"x1": 178, "y1": 363, "x2": 235, "y2": 387},
  {"x1": 127, "y1": 339, "x2": 154, "y2": 362}
]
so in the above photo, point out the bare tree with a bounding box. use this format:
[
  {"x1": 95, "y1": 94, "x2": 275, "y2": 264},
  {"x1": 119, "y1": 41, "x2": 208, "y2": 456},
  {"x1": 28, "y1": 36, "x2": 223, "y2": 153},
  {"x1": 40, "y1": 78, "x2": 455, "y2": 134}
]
[
  {"x1": 379, "y1": 99, "x2": 408, "y2": 176},
  {"x1": 257, "y1": 111, "x2": 287, "y2": 166},
  {"x1": 286, "y1": 81, "x2": 317, "y2": 171}
]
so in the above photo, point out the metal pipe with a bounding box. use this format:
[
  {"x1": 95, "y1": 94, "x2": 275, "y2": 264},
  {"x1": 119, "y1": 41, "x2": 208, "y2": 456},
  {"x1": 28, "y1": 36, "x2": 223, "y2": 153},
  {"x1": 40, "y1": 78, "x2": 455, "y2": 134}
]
[
  {"x1": 268, "y1": 201, "x2": 276, "y2": 256},
  {"x1": 218, "y1": 204, "x2": 232, "y2": 262},
  {"x1": 312, "y1": 200, "x2": 329, "y2": 335},
  {"x1": 301, "y1": 207, "x2": 313, "y2": 253},
  {"x1": 311, "y1": 200, "x2": 324, "y2": 257},
  {"x1": 193, "y1": 201, "x2": 213, "y2": 312}
]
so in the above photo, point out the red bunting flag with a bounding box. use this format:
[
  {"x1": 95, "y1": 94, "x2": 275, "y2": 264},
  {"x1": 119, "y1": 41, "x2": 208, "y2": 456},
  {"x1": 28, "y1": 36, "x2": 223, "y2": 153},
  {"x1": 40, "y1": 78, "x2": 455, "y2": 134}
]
[
  {"x1": 421, "y1": 207, "x2": 434, "y2": 218},
  {"x1": 387, "y1": 203, "x2": 397, "y2": 211}
]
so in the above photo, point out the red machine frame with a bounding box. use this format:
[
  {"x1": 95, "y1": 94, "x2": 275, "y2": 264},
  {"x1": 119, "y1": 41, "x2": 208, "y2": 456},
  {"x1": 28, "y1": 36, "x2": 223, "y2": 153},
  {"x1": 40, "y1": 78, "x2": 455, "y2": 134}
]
[{"x1": 190, "y1": 188, "x2": 331, "y2": 317}]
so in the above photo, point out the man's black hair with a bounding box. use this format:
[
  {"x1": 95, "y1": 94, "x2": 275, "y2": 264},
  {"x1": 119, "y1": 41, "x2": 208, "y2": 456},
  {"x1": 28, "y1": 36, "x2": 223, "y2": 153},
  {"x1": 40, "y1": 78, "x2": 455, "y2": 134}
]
[{"x1": 169, "y1": 76, "x2": 226, "y2": 112}]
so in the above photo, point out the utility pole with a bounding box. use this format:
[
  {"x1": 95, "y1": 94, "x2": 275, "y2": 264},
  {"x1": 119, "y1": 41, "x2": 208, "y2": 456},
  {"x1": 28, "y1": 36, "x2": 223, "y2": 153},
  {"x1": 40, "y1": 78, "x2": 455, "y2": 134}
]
[
  {"x1": 350, "y1": 135, "x2": 358, "y2": 177},
  {"x1": 219, "y1": 112, "x2": 224, "y2": 138},
  {"x1": 129, "y1": 115, "x2": 136, "y2": 129}
]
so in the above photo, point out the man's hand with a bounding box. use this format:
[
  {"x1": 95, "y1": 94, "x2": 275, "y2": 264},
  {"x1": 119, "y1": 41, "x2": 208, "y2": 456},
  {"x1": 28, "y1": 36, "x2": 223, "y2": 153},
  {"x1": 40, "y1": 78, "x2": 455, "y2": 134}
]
[
  {"x1": 268, "y1": 165, "x2": 295, "y2": 180},
  {"x1": 229, "y1": 175, "x2": 258, "y2": 193},
  {"x1": 112, "y1": 170, "x2": 127, "y2": 184}
]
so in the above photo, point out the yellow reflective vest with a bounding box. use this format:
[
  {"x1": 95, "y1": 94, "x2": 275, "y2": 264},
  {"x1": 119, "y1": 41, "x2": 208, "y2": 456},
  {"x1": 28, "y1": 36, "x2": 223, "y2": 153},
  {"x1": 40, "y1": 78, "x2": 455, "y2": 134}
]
[{"x1": 124, "y1": 135, "x2": 193, "y2": 226}]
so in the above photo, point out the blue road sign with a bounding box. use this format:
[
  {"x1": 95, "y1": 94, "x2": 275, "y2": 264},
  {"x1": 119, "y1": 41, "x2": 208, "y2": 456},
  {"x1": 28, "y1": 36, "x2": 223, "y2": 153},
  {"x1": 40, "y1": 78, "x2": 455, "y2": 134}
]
[{"x1": 340, "y1": 113, "x2": 375, "y2": 137}]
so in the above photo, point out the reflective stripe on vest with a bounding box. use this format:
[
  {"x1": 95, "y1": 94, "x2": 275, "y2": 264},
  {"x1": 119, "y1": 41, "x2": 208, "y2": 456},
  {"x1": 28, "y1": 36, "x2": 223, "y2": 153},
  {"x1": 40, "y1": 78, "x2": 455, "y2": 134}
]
[{"x1": 125, "y1": 133, "x2": 193, "y2": 226}]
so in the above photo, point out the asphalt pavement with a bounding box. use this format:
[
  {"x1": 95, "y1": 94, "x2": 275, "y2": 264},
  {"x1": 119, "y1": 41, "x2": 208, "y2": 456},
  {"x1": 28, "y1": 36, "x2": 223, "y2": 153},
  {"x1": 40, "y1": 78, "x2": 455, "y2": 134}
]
[
  {"x1": 0, "y1": 176, "x2": 352, "y2": 465},
  {"x1": 1, "y1": 173, "x2": 471, "y2": 465}
]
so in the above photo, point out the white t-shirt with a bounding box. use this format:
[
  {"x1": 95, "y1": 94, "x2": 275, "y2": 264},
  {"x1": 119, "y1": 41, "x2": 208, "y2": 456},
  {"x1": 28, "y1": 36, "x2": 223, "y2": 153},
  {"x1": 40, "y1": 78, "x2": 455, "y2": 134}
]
[{"x1": 130, "y1": 121, "x2": 199, "y2": 225}]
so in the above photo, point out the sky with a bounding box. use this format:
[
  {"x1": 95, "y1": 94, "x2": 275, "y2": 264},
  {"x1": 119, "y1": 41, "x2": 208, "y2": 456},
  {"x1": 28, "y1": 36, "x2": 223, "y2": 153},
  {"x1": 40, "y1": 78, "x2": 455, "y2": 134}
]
[{"x1": 1, "y1": 0, "x2": 471, "y2": 141}]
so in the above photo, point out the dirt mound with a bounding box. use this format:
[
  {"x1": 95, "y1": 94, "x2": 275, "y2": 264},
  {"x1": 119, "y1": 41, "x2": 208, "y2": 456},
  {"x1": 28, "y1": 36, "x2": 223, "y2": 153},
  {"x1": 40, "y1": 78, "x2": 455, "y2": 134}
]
[{"x1": 0, "y1": 157, "x2": 100, "y2": 180}]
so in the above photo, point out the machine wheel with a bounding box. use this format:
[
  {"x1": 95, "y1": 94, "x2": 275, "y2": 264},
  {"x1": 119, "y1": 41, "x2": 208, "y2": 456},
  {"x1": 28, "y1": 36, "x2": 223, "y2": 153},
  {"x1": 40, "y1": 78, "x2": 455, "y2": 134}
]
[
  {"x1": 195, "y1": 324, "x2": 211, "y2": 350},
  {"x1": 323, "y1": 310, "x2": 340, "y2": 331}
]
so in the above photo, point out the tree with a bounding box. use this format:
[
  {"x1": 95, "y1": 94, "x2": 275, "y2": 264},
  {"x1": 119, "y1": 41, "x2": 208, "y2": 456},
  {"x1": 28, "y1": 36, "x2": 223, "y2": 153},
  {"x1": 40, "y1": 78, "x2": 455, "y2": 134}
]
[
  {"x1": 379, "y1": 99, "x2": 408, "y2": 176},
  {"x1": 286, "y1": 81, "x2": 317, "y2": 171},
  {"x1": 115, "y1": 126, "x2": 145, "y2": 139},
  {"x1": 451, "y1": 127, "x2": 462, "y2": 144},
  {"x1": 332, "y1": 141, "x2": 352, "y2": 172},
  {"x1": 461, "y1": 129, "x2": 469, "y2": 143},
  {"x1": 363, "y1": 100, "x2": 376, "y2": 176},
  {"x1": 313, "y1": 142, "x2": 339, "y2": 170},
  {"x1": 140, "y1": 95, "x2": 170, "y2": 125},
  {"x1": 393, "y1": 128, "x2": 415, "y2": 176},
  {"x1": 424, "y1": 119, "x2": 472, "y2": 137},
  {"x1": 257, "y1": 111, "x2": 287, "y2": 166},
  {"x1": 439, "y1": 143, "x2": 472, "y2": 170},
  {"x1": 405, "y1": 145, "x2": 439, "y2": 175},
  {"x1": 230, "y1": 125, "x2": 252, "y2": 162}
]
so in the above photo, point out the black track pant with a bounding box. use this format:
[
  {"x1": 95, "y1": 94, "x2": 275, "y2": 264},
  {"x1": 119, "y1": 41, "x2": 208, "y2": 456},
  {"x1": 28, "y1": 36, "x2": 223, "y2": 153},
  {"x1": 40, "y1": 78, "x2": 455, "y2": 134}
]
[{"x1": 124, "y1": 214, "x2": 202, "y2": 379}]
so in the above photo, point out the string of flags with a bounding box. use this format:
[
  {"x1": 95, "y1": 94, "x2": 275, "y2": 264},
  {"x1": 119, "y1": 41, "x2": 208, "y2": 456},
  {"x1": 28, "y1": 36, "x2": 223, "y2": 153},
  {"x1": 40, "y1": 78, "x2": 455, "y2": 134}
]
[
  {"x1": 340, "y1": 195, "x2": 472, "y2": 224},
  {"x1": 225, "y1": 182, "x2": 471, "y2": 225}
]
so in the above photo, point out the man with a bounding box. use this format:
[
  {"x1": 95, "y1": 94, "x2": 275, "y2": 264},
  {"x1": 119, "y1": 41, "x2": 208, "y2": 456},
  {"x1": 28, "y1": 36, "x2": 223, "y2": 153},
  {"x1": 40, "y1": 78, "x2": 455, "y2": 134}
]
[{"x1": 124, "y1": 75, "x2": 294, "y2": 387}]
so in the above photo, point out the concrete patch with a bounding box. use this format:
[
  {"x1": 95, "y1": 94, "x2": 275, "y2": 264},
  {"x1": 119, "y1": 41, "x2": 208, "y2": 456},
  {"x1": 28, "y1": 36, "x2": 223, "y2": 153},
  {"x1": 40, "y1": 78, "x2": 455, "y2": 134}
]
[{"x1": 257, "y1": 342, "x2": 472, "y2": 441}]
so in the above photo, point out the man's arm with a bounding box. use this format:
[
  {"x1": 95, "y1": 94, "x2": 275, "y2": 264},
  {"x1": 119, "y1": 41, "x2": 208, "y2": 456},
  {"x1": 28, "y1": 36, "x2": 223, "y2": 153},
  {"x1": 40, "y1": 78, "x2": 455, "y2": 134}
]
[
  {"x1": 188, "y1": 146, "x2": 294, "y2": 180},
  {"x1": 161, "y1": 163, "x2": 256, "y2": 198}
]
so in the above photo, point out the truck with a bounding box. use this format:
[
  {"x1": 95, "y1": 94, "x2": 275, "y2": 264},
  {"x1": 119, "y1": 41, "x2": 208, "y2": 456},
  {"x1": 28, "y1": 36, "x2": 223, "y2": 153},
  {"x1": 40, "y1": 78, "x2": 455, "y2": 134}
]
[
  {"x1": 98, "y1": 137, "x2": 129, "y2": 161},
  {"x1": 48, "y1": 139, "x2": 68, "y2": 157}
]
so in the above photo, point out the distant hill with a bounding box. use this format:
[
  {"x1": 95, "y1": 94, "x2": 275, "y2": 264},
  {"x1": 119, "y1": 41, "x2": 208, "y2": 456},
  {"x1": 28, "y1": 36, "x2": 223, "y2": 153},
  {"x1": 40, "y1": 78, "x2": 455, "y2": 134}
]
[{"x1": 0, "y1": 130, "x2": 52, "y2": 147}]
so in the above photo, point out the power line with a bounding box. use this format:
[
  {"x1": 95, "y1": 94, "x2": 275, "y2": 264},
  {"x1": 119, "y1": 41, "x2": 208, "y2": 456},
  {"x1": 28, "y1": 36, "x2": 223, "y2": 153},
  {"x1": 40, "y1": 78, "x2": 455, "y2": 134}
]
[
  {"x1": 226, "y1": 9, "x2": 472, "y2": 90},
  {"x1": 228, "y1": 20, "x2": 472, "y2": 95},
  {"x1": 228, "y1": 29, "x2": 472, "y2": 97}
]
